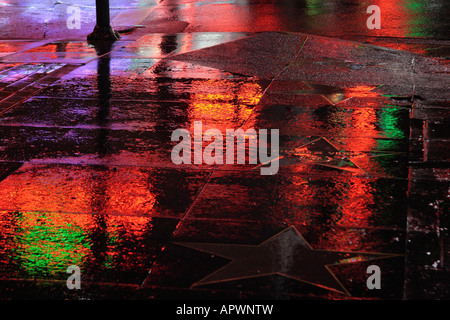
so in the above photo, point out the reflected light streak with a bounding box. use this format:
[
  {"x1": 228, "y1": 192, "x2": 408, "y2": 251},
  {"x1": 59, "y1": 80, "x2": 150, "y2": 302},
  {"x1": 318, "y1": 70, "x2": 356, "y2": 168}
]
[{"x1": 0, "y1": 165, "x2": 157, "y2": 216}]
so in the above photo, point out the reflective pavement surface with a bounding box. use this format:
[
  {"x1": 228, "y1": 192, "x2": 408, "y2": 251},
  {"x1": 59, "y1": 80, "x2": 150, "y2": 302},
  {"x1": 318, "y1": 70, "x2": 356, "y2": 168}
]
[{"x1": 0, "y1": 0, "x2": 449, "y2": 300}]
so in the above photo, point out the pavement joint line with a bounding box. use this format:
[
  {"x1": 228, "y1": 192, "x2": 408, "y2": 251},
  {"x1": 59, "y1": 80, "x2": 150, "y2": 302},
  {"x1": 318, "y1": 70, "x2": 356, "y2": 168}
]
[
  {"x1": 0, "y1": 277, "x2": 141, "y2": 289},
  {"x1": 0, "y1": 159, "x2": 410, "y2": 180},
  {"x1": 0, "y1": 206, "x2": 185, "y2": 219},
  {"x1": 0, "y1": 204, "x2": 409, "y2": 232},
  {"x1": 169, "y1": 216, "x2": 407, "y2": 230},
  {"x1": 0, "y1": 40, "x2": 54, "y2": 58},
  {"x1": 139, "y1": 169, "x2": 215, "y2": 289},
  {"x1": 239, "y1": 36, "x2": 309, "y2": 129},
  {"x1": 139, "y1": 171, "x2": 215, "y2": 289},
  {"x1": 177, "y1": 170, "x2": 215, "y2": 223},
  {"x1": 161, "y1": 32, "x2": 259, "y2": 61},
  {"x1": 335, "y1": 35, "x2": 450, "y2": 45},
  {"x1": 0, "y1": 64, "x2": 83, "y2": 116},
  {"x1": 138, "y1": 283, "x2": 330, "y2": 297}
]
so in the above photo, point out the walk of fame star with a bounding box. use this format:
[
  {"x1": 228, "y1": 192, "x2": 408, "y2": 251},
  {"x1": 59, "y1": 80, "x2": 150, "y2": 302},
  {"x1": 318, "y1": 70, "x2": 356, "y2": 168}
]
[
  {"x1": 175, "y1": 226, "x2": 400, "y2": 295},
  {"x1": 254, "y1": 136, "x2": 367, "y2": 174}
]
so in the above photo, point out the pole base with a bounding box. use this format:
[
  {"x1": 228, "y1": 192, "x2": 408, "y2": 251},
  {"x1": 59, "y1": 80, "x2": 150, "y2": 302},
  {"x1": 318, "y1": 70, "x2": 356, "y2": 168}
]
[{"x1": 87, "y1": 25, "x2": 120, "y2": 41}]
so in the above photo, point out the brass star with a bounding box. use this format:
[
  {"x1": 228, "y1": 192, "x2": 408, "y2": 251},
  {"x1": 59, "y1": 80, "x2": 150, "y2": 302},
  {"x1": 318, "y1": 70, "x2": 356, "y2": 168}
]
[
  {"x1": 255, "y1": 137, "x2": 366, "y2": 174},
  {"x1": 175, "y1": 226, "x2": 399, "y2": 295},
  {"x1": 289, "y1": 137, "x2": 366, "y2": 173}
]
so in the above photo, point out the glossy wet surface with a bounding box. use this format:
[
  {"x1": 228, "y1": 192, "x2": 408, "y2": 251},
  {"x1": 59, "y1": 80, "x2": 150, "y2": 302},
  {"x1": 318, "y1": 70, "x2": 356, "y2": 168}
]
[
  {"x1": 1, "y1": 0, "x2": 450, "y2": 39},
  {"x1": 0, "y1": 0, "x2": 449, "y2": 300}
]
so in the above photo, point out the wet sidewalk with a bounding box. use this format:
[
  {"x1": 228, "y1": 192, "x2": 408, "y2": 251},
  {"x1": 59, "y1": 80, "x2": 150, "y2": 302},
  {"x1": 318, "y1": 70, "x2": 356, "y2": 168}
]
[{"x1": 0, "y1": 4, "x2": 450, "y2": 300}]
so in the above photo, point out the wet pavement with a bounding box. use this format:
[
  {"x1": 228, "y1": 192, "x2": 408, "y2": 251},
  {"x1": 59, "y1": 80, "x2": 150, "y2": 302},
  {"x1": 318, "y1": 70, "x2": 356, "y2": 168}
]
[{"x1": 0, "y1": 0, "x2": 449, "y2": 302}]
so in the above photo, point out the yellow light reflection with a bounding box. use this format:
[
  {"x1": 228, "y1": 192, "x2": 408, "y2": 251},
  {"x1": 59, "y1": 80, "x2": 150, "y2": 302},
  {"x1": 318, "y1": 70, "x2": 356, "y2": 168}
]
[{"x1": 188, "y1": 79, "x2": 262, "y2": 128}]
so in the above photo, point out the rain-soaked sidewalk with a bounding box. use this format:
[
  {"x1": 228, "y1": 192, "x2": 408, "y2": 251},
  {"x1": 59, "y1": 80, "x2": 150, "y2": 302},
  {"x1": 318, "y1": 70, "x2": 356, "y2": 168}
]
[{"x1": 0, "y1": 0, "x2": 450, "y2": 301}]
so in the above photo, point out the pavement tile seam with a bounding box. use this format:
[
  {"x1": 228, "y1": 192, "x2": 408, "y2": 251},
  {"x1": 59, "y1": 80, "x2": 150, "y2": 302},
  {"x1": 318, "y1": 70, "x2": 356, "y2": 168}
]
[
  {"x1": 166, "y1": 32, "x2": 307, "y2": 79},
  {"x1": 0, "y1": 40, "x2": 55, "y2": 59},
  {"x1": 0, "y1": 277, "x2": 141, "y2": 286},
  {"x1": 174, "y1": 170, "x2": 214, "y2": 222},
  {"x1": 236, "y1": 35, "x2": 307, "y2": 128},
  {"x1": 138, "y1": 283, "x2": 348, "y2": 299},
  {"x1": 0, "y1": 166, "x2": 409, "y2": 229},
  {"x1": 0, "y1": 64, "x2": 82, "y2": 116},
  {"x1": 0, "y1": 162, "x2": 215, "y2": 218},
  {"x1": 0, "y1": 158, "x2": 409, "y2": 179},
  {"x1": 0, "y1": 207, "x2": 186, "y2": 219},
  {"x1": 177, "y1": 217, "x2": 407, "y2": 232}
]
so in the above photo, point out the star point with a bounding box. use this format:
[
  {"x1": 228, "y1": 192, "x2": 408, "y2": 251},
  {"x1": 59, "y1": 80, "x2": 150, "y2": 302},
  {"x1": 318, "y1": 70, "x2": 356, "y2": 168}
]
[{"x1": 254, "y1": 136, "x2": 367, "y2": 174}]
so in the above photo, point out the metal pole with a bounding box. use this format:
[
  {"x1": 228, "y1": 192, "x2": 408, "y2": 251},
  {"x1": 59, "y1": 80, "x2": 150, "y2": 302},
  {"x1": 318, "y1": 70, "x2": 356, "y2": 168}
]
[
  {"x1": 96, "y1": 0, "x2": 110, "y2": 28},
  {"x1": 87, "y1": 0, "x2": 120, "y2": 41}
]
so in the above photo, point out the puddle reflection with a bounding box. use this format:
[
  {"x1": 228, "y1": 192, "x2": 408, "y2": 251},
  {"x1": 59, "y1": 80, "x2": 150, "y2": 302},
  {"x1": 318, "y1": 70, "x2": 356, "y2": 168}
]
[{"x1": 0, "y1": 210, "x2": 176, "y2": 283}]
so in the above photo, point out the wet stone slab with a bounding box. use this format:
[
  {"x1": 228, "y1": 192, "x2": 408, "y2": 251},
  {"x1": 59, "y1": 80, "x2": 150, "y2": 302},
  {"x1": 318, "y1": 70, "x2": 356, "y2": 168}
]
[
  {"x1": 407, "y1": 176, "x2": 450, "y2": 233},
  {"x1": 113, "y1": 32, "x2": 253, "y2": 59},
  {"x1": 0, "y1": 122, "x2": 409, "y2": 179},
  {"x1": 0, "y1": 161, "x2": 23, "y2": 183},
  {"x1": 0, "y1": 41, "x2": 48, "y2": 58},
  {"x1": 264, "y1": 134, "x2": 409, "y2": 178},
  {"x1": 0, "y1": 98, "x2": 116, "y2": 128},
  {"x1": 404, "y1": 266, "x2": 450, "y2": 299},
  {"x1": 403, "y1": 229, "x2": 450, "y2": 300},
  {"x1": 67, "y1": 58, "x2": 159, "y2": 77},
  {"x1": 261, "y1": 81, "x2": 414, "y2": 108},
  {"x1": 169, "y1": 32, "x2": 306, "y2": 79},
  {"x1": 0, "y1": 63, "x2": 83, "y2": 116},
  {"x1": 140, "y1": 60, "x2": 252, "y2": 80},
  {"x1": 35, "y1": 74, "x2": 142, "y2": 100},
  {"x1": 0, "y1": 124, "x2": 229, "y2": 169},
  {"x1": 35, "y1": 67, "x2": 266, "y2": 104},
  {"x1": 185, "y1": 170, "x2": 408, "y2": 229},
  {"x1": 249, "y1": 104, "x2": 410, "y2": 139},
  {"x1": 0, "y1": 63, "x2": 65, "y2": 86},
  {"x1": 172, "y1": 219, "x2": 405, "y2": 254},
  {"x1": 0, "y1": 210, "x2": 178, "y2": 285},
  {"x1": 0, "y1": 163, "x2": 211, "y2": 218},
  {"x1": 0, "y1": 0, "x2": 448, "y2": 301},
  {"x1": 410, "y1": 139, "x2": 450, "y2": 163},
  {"x1": 0, "y1": 97, "x2": 256, "y2": 132},
  {"x1": 0, "y1": 53, "x2": 96, "y2": 64},
  {"x1": 0, "y1": 279, "x2": 142, "y2": 300},
  {"x1": 21, "y1": 41, "x2": 125, "y2": 55},
  {"x1": 297, "y1": 35, "x2": 418, "y2": 66},
  {"x1": 276, "y1": 57, "x2": 414, "y2": 88}
]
